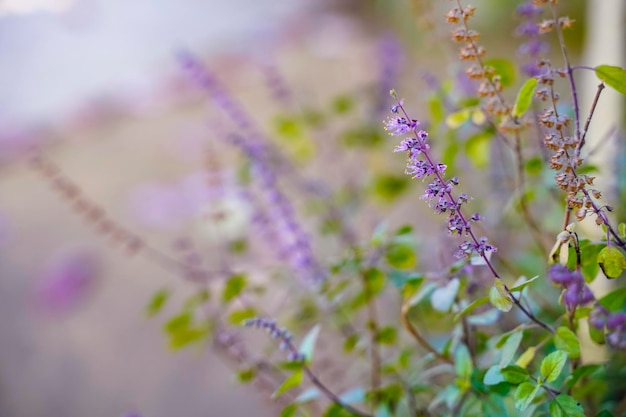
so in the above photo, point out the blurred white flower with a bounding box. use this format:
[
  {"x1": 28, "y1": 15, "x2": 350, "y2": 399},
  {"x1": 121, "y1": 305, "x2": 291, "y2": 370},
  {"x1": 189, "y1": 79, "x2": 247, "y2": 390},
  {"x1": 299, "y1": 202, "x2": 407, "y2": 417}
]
[{"x1": 196, "y1": 196, "x2": 252, "y2": 242}]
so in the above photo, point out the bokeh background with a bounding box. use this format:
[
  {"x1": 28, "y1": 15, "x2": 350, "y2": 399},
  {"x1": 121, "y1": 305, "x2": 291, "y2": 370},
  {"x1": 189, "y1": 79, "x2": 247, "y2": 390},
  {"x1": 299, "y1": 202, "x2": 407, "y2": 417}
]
[{"x1": 0, "y1": 1, "x2": 622, "y2": 416}]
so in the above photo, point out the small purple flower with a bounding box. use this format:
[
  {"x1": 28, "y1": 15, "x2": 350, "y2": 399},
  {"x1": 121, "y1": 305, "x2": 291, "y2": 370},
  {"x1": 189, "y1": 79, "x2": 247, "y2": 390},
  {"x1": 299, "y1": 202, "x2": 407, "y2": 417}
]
[
  {"x1": 548, "y1": 264, "x2": 578, "y2": 285},
  {"x1": 517, "y1": 3, "x2": 542, "y2": 17},
  {"x1": 607, "y1": 313, "x2": 626, "y2": 330},
  {"x1": 36, "y1": 248, "x2": 101, "y2": 314},
  {"x1": 394, "y1": 137, "x2": 419, "y2": 153},
  {"x1": 448, "y1": 215, "x2": 469, "y2": 235},
  {"x1": 383, "y1": 116, "x2": 419, "y2": 136},
  {"x1": 516, "y1": 21, "x2": 540, "y2": 37},
  {"x1": 244, "y1": 318, "x2": 305, "y2": 361},
  {"x1": 406, "y1": 160, "x2": 435, "y2": 179},
  {"x1": 548, "y1": 264, "x2": 594, "y2": 309},
  {"x1": 475, "y1": 237, "x2": 497, "y2": 255}
]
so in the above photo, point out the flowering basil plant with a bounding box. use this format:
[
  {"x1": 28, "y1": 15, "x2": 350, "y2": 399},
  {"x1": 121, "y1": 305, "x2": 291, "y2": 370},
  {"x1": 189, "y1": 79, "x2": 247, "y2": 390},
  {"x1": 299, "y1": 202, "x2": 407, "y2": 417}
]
[{"x1": 35, "y1": 0, "x2": 626, "y2": 416}]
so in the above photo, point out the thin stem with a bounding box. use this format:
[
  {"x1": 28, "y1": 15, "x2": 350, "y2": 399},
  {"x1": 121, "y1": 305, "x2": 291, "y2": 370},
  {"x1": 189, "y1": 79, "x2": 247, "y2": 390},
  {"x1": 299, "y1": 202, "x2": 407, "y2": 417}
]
[
  {"x1": 580, "y1": 188, "x2": 626, "y2": 251},
  {"x1": 279, "y1": 338, "x2": 372, "y2": 417},
  {"x1": 514, "y1": 130, "x2": 550, "y2": 253},
  {"x1": 401, "y1": 300, "x2": 452, "y2": 364},
  {"x1": 359, "y1": 268, "x2": 382, "y2": 405},
  {"x1": 578, "y1": 83, "x2": 605, "y2": 155},
  {"x1": 570, "y1": 65, "x2": 596, "y2": 73},
  {"x1": 29, "y1": 154, "x2": 214, "y2": 281},
  {"x1": 549, "y1": 3, "x2": 580, "y2": 140},
  {"x1": 301, "y1": 365, "x2": 373, "y2": 417}
]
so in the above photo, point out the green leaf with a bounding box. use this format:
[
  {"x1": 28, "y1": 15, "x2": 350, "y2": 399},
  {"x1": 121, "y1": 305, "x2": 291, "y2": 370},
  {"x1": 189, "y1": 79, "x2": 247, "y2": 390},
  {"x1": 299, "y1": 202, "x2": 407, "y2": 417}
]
[
  {"x1": 446, "y1": 108, "x2": 472, "y2": 129},
  {"x1": 454, "y1": 296, "x2": 489, "y2": 322},
  {"x1": 579, "y1": 242, "x2": 604, "y2": 283},
  {"x1": 428, "y1": 95, "x2": 445, "y2": 125},
  {"x1": 549, "y1": 394, "x2": 585, "y2": 417},
  {"x1": 596, "y1": 410, "x2": 615, "y2": 417},
  {"x1": 324, "y1": 404, "x2": 356, "y2": 417},
  {"x1": 481, "y1": 395, "x2": 508, "y2": 417},
  {"x1": 375, "y1": 326, "x2": 397, "y2": 345},
  {"x1": 370, "y1": 221, "x2": 388, "y2": 247},
  {"x1": 489, "y1": 279, "x2": 513, "y2": 312},
  {"x1": 512, "y1": 78, "x2": 538, "y2": 118},
  {"x1": 540, "y1": 350, "x2": 568, "y2": 382},
  {"x1": 514, "y1": 382, "x2": 540, "y2": 411},
  {"x1": 236, "y1": 368, "x2": 256, "y2": 383},
  {"x1": 385, "y1": 243, "x2": 417, "y2": 269},
  {"x1": 597, "y1": 246, "x2": 626, "y2": 279},
  {"x1": 168, "y1": 324, "x2": 210, "y2": 349},
  {"x1": 566, "y1": 364, "x2": 602, "y2": 389},
  {"x1": 516, "y1": 346, "x2": 536, "y2": 369},
  {"x1": 372, "y1": 174, "x2": 409, "y2": 202},
  {"x1": 483, "y1": 58, "x2": 516, "y2": 87},
  {"x1": 394, "y1": 224, "x2": 413, "y2": 236},
  {"x1": 164, "y1": 311, "x2": 191, "y2": 335},
  {"x1": 555, "y1": 327, "x2": 581, "y2": 359},
  {"x1": 483, "y1": 366, "x2": 505, "y2": 385},
  {"x1": 222, "y1": 273, "x2": 247, "y2": 303},
  {"x1": 332, "y1": 95, "x2": 354, "y2": 114},
  {"x1": 228, "y1": 307, "x2": 256, "y2": 325},
  {"x1": 184, "y1": 289, "x2": 210, "y2": 309},
  {"x1": 588, "y1": 322, "x2": 606, "y2": 344},
  {"x1": 344, "y1": 334, "x2": 359, "y2": 352},
  {"x1": 146, "y1": 287, "x2": 170, "y2": 317},
  {"x1": 273, "y1": 370, "x2": 304, "y2": 398},
  {"x1": 295, "y1": 387, "x2": 321, "y2": 403},
  {"x1": 455, "y1": 344, "x2": 473, "y2": 379},
  {"x1": 509, "y1": 275, "x2": 540, "y2": 292},
  {"x1": 595, "y1": 65, "x2": 626, "y2": 96},
  {"x1": 280, "y1": 404, "x2": 298, "y2": 417},
  {"x1": 408, "y1": 281, "x2": 437, "y2": 306},
  {"x1": 598, "y1": 287, "x2": 626, "y2": 312},
  {"x1": 375, "y1": 404, "x2": 391, "y2": 417},
  {"x1": 499, "y1": 330, "x2": 523, "y2": 368},
  {"x1": 467, "y1": 309, "x2": 499, "y2": 325},
  {"x1": 431, "y1": 279, "x2": 460, "y2": 312},
  {"x1": 387, "y1": 270, "x2": 423, "y2": 289},
  {"x1": 299, "y1": 324, "x2": 321, "y2": 362},
  {"x1": 501, "y1": 365, "x2": 530, "y2": 384},
  {"x1": 339, "y1": 387, "x2": 365, "y2": 404},
  {"x1": 524, "y1": 156, "x2": 543, "y2": 176},
  {"x1": 465, "y1": 132, "x2": 492, "y2": 169},
  {"x1": 364, "y1": 268, "x2": 386, "y2": 298}
]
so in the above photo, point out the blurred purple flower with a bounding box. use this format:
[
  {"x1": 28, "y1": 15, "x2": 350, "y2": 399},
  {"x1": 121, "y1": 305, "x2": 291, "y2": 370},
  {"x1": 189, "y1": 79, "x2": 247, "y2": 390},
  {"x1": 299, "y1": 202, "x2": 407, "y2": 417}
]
[
  {"x1": 231, "y1": 134, "x2": 324, "y2": 284},
  {"x1": 129, "y1": 183, "x2": 189, "y2": 229},
  {"x1": 547, "y1": 264, "x2": 594, "y2": 309},
  {"x1": 515, "y1": 1, "x2": 549, "y2": 77},
  {"x1": 375, "y1": 33, "x2": 404, "y2": 116},
  {"x1": 35, "y1": 248, "x2": 101, "y2": 314}
]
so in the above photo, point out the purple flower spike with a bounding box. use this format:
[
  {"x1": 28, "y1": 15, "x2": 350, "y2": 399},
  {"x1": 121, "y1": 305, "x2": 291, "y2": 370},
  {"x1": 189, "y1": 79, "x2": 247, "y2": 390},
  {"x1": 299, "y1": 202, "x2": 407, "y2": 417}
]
[
  {"x1": 387, "y1": 96, "x2": 494, "y2": 261},
  {"x1": 514, "y1": 1, "x2": 549, "y2": 76}
]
